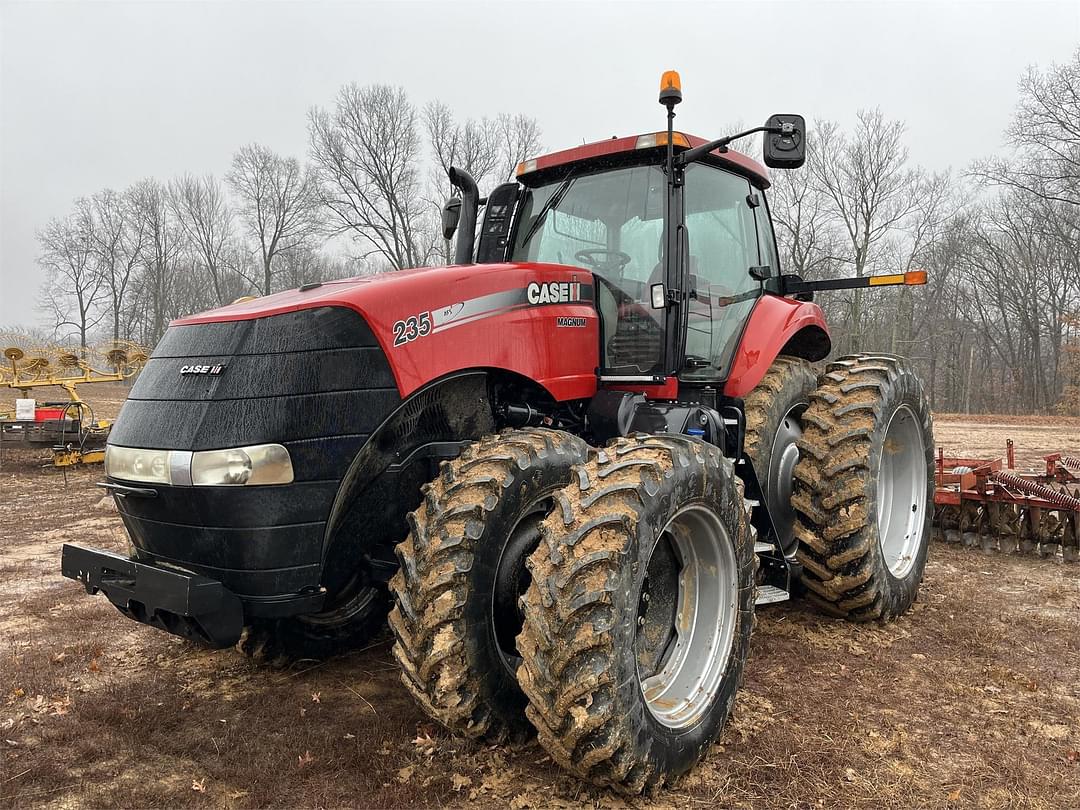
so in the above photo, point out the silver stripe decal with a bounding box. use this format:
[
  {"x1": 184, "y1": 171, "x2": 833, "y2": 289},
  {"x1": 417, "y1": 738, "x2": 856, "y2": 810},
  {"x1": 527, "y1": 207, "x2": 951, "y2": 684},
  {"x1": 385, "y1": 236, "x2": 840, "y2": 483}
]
[{"x1": 429, "y1": 284, "x2": 594, "y2": 334}]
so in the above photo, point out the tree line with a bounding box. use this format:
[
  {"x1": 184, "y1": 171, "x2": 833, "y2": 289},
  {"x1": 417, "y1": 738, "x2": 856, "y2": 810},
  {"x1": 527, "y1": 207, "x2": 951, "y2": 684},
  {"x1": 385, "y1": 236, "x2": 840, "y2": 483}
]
[
  {"x1": 28, "y1": 51, "x2": 1080, "y2": 414},
  {"x1": 32, "y1": 85, "x2": 542, "y2": 350}
]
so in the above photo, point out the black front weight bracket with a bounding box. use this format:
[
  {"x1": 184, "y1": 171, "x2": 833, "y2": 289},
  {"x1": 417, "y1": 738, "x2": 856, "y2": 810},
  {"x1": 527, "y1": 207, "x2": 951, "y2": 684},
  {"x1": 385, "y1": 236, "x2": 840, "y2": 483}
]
[{"x1": 61, "y1": 543, "x2": 244, "y2": 648}]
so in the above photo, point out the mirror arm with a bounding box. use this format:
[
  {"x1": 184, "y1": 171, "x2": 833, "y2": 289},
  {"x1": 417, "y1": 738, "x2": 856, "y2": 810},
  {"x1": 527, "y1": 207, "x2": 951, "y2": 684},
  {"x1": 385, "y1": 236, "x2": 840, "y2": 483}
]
[{"x1": 674, "y1": 125, "x2": 781, "y2": 167}]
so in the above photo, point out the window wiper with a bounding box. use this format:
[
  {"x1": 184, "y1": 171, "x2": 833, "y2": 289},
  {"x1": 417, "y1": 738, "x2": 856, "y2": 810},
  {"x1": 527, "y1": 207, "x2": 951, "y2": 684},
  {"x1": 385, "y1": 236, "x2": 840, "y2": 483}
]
[{"x1": 519, "y1": 173, "x2": 577, "y2": 248}]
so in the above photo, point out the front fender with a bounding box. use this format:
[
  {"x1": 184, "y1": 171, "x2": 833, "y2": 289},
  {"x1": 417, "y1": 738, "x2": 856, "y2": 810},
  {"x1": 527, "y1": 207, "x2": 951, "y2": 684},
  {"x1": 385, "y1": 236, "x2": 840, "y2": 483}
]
[{"x1": 723, "y1": 296, "x2": 831, "y2": 398}]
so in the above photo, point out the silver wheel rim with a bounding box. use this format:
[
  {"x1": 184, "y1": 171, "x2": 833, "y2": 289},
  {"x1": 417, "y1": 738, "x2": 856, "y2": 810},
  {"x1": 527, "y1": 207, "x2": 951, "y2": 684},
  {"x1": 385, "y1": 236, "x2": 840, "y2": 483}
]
[
  {"x1": 876, "y1": 405, "x2": 927, "y2": 579},
  {"x1": 768, "y1": 404, "x2": 805, "y2": 554},
  {"x1": 636, "y1": 505, "x2": 737, "y2": 729}
]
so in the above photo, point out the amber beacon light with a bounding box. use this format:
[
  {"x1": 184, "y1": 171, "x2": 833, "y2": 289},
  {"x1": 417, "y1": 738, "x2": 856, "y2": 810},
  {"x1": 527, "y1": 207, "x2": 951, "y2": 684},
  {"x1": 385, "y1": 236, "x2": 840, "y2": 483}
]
[{"x1": 659, "y1": 70, "x2": 682, "y2": 106}]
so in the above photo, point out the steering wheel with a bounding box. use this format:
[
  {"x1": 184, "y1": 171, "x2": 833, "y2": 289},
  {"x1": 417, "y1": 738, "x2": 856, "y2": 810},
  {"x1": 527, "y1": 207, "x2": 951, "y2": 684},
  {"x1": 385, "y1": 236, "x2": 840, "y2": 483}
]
[{"x1": 574, "y1": 248, "x2": 632, "y2": 277}]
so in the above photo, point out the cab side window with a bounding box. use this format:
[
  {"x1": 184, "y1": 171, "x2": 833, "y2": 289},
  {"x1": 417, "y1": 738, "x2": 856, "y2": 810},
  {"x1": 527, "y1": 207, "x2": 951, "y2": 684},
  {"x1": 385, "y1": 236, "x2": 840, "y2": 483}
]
[
  {"x1": 682, "y1": 164, "x2": 761, "y2": 378},
  {"x1": 753, "y1": 192, "x2": 781, "y2": 275}
]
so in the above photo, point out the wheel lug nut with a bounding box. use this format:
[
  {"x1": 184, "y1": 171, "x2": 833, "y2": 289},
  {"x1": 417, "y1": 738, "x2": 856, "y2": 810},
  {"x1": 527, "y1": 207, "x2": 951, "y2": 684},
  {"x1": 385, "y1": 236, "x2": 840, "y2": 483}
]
[
  {"x1": 637, "y1": 616, "x2": 646, "y2": 626},
  {"x1": 642, "y1": 593, "x2": 650, "y2": 602}
]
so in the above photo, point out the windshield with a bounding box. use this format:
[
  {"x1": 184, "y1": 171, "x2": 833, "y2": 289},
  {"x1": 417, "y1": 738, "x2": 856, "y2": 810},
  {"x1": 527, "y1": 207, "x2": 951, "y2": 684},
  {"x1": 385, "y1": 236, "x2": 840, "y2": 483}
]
[{"x1": 511, "y1": 164, "x2": 667, "y2": 375}]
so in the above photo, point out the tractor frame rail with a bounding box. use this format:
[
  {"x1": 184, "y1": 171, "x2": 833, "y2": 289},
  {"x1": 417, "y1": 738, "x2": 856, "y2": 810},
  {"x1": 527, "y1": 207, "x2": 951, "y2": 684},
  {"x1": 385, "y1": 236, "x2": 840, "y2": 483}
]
[{"x1": 933, "y1": 439, "x2": 1080, "y2": 562}]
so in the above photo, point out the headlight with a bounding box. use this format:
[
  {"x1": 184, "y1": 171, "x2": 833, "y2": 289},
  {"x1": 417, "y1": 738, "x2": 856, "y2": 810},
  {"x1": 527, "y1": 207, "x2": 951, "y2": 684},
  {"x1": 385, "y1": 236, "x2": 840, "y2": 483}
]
[
  {"x1": 104, "y1": 446, "x2": 173, "y2": 484},
  {"x1": 105, "y1": 444, "x2": 293, "y2": 486},
  {"x1": 191, "y1": 444, "x2": 293, "y2": 486}
]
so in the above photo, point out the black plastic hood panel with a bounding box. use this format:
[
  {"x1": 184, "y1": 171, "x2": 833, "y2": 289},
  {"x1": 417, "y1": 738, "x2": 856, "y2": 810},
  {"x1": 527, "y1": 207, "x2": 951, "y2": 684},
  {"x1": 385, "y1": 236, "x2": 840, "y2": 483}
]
[{"x1": 108, "y1": 306, "x2": 402, "y2": 598}]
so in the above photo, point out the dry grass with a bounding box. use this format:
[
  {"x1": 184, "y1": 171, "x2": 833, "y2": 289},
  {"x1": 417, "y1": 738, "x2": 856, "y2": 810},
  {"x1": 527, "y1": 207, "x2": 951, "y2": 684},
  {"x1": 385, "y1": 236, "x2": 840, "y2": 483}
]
[{"x1": 1, "y1": 413, "x2": 1079, "y2": 808}]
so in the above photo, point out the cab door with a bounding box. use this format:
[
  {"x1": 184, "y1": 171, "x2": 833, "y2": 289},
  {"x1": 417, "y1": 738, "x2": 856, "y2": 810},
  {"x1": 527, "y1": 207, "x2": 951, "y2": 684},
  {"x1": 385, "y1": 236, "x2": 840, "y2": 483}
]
[{"x1": 679, "y1": 163, "x2": 765, "y2": 382}]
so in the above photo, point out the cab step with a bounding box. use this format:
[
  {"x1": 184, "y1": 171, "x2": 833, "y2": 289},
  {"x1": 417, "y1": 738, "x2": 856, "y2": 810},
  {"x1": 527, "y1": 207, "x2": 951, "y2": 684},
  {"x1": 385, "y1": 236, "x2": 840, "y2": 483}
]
[
  {"x1": 755, "y1": 585, "x2": 790, "y2": 605},
  {"x1": 754, "y1": 541, "x2": 775, "y2": 554}
]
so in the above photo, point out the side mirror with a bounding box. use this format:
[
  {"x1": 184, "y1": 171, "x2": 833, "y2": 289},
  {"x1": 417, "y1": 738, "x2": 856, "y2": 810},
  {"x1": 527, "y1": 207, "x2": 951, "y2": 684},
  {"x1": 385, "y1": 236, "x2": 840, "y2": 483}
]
[
  {"x1": 763, "y1": 114, "x2": 806, "y2": 169},
  {"x1": 441, "y1": 197, "x2": 462, "y2": 240}
]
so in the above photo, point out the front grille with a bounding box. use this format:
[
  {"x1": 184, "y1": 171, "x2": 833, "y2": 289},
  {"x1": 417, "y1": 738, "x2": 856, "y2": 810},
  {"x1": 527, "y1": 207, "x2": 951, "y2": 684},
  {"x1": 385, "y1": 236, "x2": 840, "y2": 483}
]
[{"x1": 108, "y1": 306, "x2": 401, "y2": 596}]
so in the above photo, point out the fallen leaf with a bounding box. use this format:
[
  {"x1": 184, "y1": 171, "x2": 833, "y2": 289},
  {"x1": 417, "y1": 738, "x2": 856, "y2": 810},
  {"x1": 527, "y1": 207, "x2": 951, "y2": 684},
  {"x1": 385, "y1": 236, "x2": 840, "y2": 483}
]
[
  {"x1": 413, "y1": 733, "x2": 437, "y2": 755},
  {"x1": 1065, "y1": 749, "x2": 1079, "y2": 763},
  {"x1": 87, "y1": 659, "x2": 101, "y2": 673},
  {"x1": 299, "y1": 707, "x2": 307, "y2": 717},
  {"x1": 298, "y1": 750, "x2": 314, "y2": 767},
  {"x1": 397, "y1": 765, "x2": 415, "y2": 784},
  {"x1": 947, "y1": 788, "x2": 961, "y2": 802},
  {"x1": 843, "y1": 767, "x2": 857, "y2": 782},
  {"x1": 452, "y1": 773, "x2": 471, "y2": 791},
  {"x1": 344, "y1": 733, "x2": 356, "y2": 740},
  {"x1": 51, "y1": 652, "x2": 67, "y2": 665},
  {"x1": 228, "y1": 790, "x2": 249, "y2": 800},
  {"x1": 311, "y1": 691, "x2": 321, "y2": 703},
  {"x1": 192, "y1": 779, "x2": 206, "y2": 793}
]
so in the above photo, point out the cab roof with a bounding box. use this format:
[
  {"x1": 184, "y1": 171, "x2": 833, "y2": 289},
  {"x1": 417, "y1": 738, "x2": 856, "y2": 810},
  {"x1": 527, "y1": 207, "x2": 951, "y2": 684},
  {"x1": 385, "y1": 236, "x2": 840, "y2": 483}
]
[{"x1": 516, "y1": 131, "x2": 770, "y2": 188}]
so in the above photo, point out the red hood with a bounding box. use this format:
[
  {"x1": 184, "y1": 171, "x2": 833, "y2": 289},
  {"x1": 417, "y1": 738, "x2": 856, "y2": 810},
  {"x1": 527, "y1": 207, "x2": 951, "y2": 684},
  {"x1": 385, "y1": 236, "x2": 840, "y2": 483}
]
[{"x1": 172, "y1": 263, "x2": 486, "y2": 326}]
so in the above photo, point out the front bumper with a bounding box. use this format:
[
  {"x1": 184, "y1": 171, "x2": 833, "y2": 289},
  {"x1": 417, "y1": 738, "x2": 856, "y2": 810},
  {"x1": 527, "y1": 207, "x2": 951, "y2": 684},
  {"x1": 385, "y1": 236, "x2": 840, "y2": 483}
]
[{"x1": 61, "y1": 544, "x2": 326, "y2": 648}]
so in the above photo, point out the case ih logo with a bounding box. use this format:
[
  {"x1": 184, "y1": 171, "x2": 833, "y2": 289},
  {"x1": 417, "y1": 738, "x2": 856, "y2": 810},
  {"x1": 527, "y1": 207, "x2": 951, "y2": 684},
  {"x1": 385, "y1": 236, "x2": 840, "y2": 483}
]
[
  {"x1": 527, "y1": 281, "x2": 582, "y2": 305},
  {"x1": 180, "y1": 364, "x2": 226, "y2": 376}
]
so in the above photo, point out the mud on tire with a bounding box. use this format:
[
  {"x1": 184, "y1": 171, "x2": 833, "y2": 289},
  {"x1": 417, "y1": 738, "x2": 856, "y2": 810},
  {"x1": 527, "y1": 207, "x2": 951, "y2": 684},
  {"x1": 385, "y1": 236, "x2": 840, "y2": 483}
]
[
  {"x1": 388, "y1": 428, "x2": 589, "y2": 743},
  {"x1": 742, "y1": 355, "x2": 818, "y2": 555},
  {"x1": 792, "y1": 354, "x2": 935, "y2": 620},
  {"x1": 516, "y1": 434, "x2": 755, "y2": 794}
]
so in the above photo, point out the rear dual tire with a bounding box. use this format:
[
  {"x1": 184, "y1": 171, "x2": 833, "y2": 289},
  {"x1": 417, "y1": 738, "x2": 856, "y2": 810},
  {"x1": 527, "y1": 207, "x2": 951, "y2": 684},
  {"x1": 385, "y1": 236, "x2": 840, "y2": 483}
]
[{"x1": 792, "y1": 354, "x2": 935, "y2": 620}]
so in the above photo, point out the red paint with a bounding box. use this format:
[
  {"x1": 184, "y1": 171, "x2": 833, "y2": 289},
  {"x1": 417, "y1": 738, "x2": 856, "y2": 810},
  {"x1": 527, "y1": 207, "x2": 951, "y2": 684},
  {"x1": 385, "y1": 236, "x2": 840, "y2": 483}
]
[
  {"x1": 173, "y1": 263, "x2": 600, "y2": 402},
  {"x1": 605, "y1": 376, "x2": 680, "y2": 400},
  {"x1": 723, "y1": 296, "x2": 830, "y2": 398},
  {"x1": 520, "y1": 132, "x2": 770, "y2": 188}
]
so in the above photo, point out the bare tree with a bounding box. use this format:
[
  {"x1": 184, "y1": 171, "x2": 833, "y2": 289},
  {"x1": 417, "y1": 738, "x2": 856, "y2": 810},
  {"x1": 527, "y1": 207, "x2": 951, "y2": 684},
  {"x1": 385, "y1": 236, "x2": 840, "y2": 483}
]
[
  {"x1": 226, "y1": 144, "x2": 321, "y2": 294},
  {"x1": 769, "y1": 125, "x2": 845, "y2": 281},
  {"x1": 425, "y1": 101, "x2": 502, "y2": 192},
  {"x1": 37, "y1": 199, "x2": 103, "y2": 352},
  {"x1": 812, "y1": 110, "x2": 922, "y2": 351},
  {"x1": 309, "y1": 84, "x2": 434, "y2": 270},
  {"x1": 169, "y1": 174, "x2": 237, "y2": 306},
  {"x1": 495, "y1": 112, "x2": 543, "y2": 182},
  {"x1": 129, "y1": 179, "x2": 185, "y2": 342},
  {"x1": 972, "y1": 50, "x2": 1080, "y2": 207},
  {"x1": 89, "y1": 188, "x2": 147, "y2": 342}
]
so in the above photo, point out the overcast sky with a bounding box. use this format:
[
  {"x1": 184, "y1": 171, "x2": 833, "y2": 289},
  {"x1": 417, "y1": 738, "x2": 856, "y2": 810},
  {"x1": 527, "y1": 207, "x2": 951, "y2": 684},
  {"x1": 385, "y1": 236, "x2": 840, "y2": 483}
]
[{"x1": 1, "y1": 0, "x2": 1078, "y2": 329}]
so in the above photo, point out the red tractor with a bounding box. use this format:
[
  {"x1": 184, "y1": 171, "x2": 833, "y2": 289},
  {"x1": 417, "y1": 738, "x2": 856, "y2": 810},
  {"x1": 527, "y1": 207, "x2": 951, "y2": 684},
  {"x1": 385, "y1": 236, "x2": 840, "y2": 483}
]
[{"x1": 62, "y1": 72, "x2": 934, "y2": 793}]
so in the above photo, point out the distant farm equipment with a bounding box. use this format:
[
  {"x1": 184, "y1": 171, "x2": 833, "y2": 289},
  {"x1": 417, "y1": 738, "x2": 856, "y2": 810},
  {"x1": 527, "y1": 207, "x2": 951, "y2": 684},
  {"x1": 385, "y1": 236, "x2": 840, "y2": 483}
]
[
  {"x1": 0, "y1": 335, "x2": 146, "y2": 466},
  {"x1": 934, "y1": 440, "x2": 1080, "y2": 562}
]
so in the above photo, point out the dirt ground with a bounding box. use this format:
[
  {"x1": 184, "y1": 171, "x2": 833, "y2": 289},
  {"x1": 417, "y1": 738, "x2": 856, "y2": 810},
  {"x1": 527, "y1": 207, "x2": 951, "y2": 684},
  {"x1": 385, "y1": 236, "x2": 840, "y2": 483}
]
[{"x1": 1, "y1": 392, "x2": 1078, "y2": 808}]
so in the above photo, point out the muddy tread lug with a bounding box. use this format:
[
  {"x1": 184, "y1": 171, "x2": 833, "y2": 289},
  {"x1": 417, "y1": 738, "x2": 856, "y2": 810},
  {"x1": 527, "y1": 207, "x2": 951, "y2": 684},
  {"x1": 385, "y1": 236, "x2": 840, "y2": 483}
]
[{"x1": 388, "y1": 427, "x2": 589, "y2": 743}]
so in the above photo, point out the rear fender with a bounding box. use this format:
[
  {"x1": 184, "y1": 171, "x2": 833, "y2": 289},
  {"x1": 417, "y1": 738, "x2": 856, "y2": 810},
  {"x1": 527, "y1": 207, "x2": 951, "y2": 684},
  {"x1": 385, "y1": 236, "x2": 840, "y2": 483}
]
[{"x1": 723, "y1": 296, "x2": 831, "y2": 398}]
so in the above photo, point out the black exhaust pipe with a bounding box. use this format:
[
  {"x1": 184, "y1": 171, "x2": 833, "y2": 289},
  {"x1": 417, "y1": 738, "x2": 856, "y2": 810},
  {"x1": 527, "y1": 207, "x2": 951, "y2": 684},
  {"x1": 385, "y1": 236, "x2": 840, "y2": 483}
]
[{"x1": 448, "y1": 166, "x2": 478, "y2": 265}]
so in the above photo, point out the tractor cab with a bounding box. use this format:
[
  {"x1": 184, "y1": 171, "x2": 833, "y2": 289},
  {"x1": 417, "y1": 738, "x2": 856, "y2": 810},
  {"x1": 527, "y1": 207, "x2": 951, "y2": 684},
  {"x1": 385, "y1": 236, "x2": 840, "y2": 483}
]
[
  {"x1": 509, "y1": 136, "x2": 774, "y2": 383},
  {"x1": 448, "y1": 71, "x2": 808, "y2": 389}
]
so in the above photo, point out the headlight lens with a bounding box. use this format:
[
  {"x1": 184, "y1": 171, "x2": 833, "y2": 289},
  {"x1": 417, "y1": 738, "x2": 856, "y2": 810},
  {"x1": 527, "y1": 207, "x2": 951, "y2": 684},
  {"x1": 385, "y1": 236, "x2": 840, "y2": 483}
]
[
  {"x1": 105, "y1": 444, "x2": 293, "y2": 486},
  {"x1": 105, "y1": 446, "x2": 173, "y2": 484},
  {"x1": 191, "y1": 444, "x2": 293, "y2": 486}
]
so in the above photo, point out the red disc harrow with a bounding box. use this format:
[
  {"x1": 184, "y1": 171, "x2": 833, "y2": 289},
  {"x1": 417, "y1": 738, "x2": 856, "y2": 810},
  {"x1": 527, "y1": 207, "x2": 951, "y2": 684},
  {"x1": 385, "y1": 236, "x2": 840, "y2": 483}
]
[{"x1": 933, "y1": 440, "x2": 1080, "y2": 562}]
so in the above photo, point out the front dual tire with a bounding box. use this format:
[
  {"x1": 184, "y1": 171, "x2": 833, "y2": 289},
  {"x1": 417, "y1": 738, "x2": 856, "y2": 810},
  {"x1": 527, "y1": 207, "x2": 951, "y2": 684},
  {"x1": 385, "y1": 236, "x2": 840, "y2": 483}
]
[
  {"x1": 517, "y1": 434, "x2": 755, "y2": 793},
  {"x1": 388, "y1": 430, "x2": 755, "y2": 794}
]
